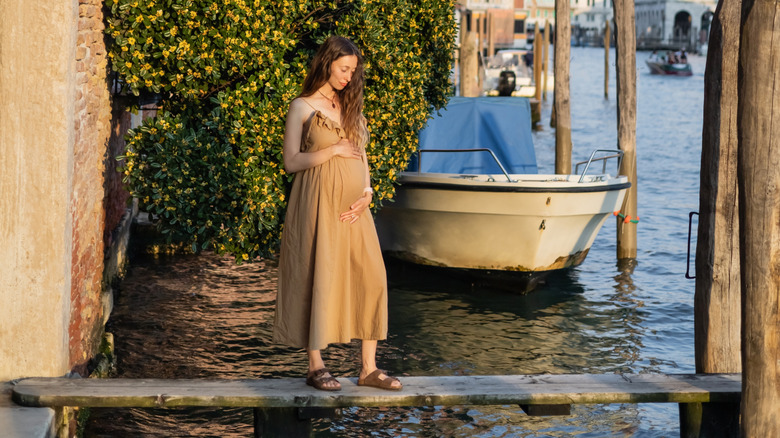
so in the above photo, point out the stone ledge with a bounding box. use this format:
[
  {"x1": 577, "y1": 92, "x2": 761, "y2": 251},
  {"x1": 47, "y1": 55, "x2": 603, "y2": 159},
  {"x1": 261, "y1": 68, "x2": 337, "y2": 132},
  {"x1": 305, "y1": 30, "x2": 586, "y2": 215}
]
[{"x1": 1, "y1": 382, "x2": 55, "y2": 438}]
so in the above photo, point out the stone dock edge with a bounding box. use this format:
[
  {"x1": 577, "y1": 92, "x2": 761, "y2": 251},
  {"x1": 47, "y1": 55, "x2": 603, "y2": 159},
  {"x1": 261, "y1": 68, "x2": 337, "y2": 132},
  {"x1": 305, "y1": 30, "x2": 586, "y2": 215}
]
[{"x1": 1, "y1": 382, "x2": 55, "y2": 438}]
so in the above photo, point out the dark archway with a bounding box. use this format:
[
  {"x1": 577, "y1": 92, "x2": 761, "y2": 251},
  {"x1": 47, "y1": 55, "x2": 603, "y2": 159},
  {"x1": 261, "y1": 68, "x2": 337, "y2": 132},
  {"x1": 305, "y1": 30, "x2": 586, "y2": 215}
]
[
  {"x1": 700, "y1": 10, "x2": 714, "y2": 43},
  {"x1": 674, "y1": 10, "x2": 692, "y2": 38}
]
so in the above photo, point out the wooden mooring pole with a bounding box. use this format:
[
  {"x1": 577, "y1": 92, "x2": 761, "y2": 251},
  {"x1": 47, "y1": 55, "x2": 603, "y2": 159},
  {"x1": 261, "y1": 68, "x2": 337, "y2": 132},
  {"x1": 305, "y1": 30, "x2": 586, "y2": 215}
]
[
  {"x1": 542, "y1": 20, "x2": 550, "y2": 102},
  {"x1": 533, "y1": 25, "x2": 542, "y2": 102},
  {"x1": 459, "y1": 25, "x2": 479, "y2": 98},
  {"x1": 612, "y1": 0, "x2": 637, "y2": 260},
  {"x1": 738, "y1": 0, "x2": 780, "y2": 435},
  {"x1": 553, "y1": 0, "x2": 571, "y2": 174},
  {"x1": 689, "y1": 0, "x2": 742, "y2": 436},
  {"x1": 604, "y1": 23, "x2": 610, "y2": 100}
]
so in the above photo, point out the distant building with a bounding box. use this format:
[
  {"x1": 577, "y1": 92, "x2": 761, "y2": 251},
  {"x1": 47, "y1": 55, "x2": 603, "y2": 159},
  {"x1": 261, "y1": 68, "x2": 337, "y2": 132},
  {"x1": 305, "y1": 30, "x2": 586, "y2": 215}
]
[
  {"x1": 571, "y1": 0, "x2": 613, "y2": 47},
  {"x1": 456, "y1": 0, "x2": 714, "y2": 53},
  {"x1": 457, "y1": 0, "x2": 520, "y2": 54},
  {"x1": 635, "y1": 0, "x2": 715, "y2": 51}
]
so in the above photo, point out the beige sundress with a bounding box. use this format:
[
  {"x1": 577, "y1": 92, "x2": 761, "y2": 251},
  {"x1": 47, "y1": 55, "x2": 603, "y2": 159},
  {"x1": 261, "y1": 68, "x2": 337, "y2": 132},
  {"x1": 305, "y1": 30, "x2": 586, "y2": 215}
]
[{"x1": 273, "y1": 106, "x2": 388, "y2": 351}]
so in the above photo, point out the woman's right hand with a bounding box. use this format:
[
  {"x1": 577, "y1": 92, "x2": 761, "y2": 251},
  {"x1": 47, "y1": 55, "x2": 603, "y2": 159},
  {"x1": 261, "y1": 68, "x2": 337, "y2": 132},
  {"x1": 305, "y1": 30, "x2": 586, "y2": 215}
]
[{"x1": 330, "y1": 138, "x2": 361, "y2": 160}]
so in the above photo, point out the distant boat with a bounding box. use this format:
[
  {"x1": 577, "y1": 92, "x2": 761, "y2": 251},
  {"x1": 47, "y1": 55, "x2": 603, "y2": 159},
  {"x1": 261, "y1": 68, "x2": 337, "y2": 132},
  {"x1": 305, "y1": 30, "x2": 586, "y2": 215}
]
[
  {"x1": 375, "y1": 97, "x2": 629, "y2": 291},
  {"x1": 483, "y1": 49, "x2": 550, "y2": 97},
  {"x1": 645, "y1": 60, "x2": 692, "y2": 76}
]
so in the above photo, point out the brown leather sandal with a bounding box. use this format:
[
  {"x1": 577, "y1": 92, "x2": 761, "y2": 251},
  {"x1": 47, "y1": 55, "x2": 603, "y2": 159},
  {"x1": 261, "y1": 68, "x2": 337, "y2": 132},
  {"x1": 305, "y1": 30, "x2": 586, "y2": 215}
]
[
  {"x1": 357, "y1": 369, "x2": 403, "y2": 391},
  {"x1": 306, "y1": 368, "x2": 341, "y2": 391}
]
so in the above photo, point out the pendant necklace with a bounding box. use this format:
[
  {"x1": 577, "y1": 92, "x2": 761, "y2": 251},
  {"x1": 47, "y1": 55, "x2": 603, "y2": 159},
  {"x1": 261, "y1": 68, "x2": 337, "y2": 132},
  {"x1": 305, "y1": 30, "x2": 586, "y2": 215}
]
[{"x1": 317, "y1": 89, "x2": 337, "y2": 109}]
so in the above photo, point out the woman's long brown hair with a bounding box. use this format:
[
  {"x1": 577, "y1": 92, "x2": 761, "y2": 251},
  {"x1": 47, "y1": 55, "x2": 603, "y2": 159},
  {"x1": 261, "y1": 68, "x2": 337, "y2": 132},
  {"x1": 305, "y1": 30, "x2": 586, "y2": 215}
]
[{"x1": 300, "y1": 36, "x2": 367, "y2": 148}]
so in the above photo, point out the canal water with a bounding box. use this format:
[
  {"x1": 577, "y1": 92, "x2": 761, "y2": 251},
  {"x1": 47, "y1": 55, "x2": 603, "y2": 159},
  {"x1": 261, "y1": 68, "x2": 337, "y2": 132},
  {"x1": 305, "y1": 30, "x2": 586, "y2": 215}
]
[{"x1": 85, "y1": 47, "x2": 707, "y2": 437}]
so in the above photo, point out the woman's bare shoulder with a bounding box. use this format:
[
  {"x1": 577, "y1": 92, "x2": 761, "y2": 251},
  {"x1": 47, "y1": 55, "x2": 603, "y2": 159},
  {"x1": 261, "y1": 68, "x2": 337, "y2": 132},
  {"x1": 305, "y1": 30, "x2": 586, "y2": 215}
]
[{"x1": 288, "y1": 97, "x2": 317, "y2": 121}]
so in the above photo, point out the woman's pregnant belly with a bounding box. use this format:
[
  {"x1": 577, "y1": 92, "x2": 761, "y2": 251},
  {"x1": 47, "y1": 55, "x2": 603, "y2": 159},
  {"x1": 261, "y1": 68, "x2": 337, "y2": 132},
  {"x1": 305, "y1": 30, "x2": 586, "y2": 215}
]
[{"x1": 334, "y1": 156, "x2": 366, "y2": 212}]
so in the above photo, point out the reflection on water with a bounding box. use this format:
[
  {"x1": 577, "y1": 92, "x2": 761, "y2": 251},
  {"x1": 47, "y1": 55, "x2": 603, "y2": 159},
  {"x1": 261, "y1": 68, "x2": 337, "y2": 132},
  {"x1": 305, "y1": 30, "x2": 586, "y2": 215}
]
[
  {"x1": 86, "y1": 47, "x2": 705, "y2": 437},
  {"x1": 86, "y1": 251, "x2": 648, "y2": 438}
]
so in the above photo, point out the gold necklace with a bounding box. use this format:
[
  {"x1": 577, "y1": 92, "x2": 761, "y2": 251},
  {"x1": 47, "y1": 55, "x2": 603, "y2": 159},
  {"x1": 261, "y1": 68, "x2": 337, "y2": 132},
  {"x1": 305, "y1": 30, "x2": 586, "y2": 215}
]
[{"x1": 317, "y1": 88, "x2": 337, "y2": 109}]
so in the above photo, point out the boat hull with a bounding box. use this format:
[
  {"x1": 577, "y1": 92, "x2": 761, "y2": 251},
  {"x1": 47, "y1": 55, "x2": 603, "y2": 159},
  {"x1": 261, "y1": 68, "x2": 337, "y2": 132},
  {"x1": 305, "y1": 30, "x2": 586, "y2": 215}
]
[
  {"x1": 375, "y1": 173, "x2": 630, "y2": 272},
  {"x1": 645, "y1": 60, "x2": 692, "y2": 76}
]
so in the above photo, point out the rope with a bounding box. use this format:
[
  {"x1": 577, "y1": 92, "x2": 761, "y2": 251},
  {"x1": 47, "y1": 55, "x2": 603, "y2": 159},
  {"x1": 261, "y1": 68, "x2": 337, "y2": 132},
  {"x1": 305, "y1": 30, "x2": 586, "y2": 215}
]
[{"x1": 613, "y1": 211, "x2": 640, "y2": 224}]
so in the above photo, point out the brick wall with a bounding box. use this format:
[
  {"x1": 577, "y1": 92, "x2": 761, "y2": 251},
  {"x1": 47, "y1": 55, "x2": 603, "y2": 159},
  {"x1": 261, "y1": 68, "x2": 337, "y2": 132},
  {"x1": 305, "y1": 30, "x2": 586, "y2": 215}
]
[
  {"x1": 69, "y1": 0, "x2": 114, "y2": 375},
  {"x1": 105, "y1": 103, "x2": 132, "y2": 250}
]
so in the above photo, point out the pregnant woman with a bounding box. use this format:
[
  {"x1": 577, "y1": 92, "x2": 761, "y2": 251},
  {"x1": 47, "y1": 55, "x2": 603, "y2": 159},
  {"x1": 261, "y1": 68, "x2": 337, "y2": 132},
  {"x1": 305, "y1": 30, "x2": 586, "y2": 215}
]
[{"x1": 273, "y1": 36, "x2": 402, "y2": 392}]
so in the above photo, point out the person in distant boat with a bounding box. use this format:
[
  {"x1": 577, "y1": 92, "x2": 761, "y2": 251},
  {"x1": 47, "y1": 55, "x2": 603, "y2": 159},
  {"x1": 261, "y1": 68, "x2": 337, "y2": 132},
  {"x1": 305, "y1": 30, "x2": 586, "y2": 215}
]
[
  {"x1": 522, "y1": 51, "x2": 533, "y2": 69},
  {"x1": 679, "y1": 49, "x2": 688, "y2": 64},
  {"x1": 666, "y1": 50, "x2": 677, "y2": 64},
  {"x1": 648, "y1": 50, "x2": 660, "y2": 63},
  {"x1": 273, "y1": 36, "x2": 402, "y2": 392}
]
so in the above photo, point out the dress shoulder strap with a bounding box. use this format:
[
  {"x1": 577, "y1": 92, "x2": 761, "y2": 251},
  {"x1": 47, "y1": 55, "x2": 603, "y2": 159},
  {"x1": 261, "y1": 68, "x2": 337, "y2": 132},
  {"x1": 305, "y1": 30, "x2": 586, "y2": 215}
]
[{"x1": 298, "y1": 97, "x2": 318, "y2": 112}]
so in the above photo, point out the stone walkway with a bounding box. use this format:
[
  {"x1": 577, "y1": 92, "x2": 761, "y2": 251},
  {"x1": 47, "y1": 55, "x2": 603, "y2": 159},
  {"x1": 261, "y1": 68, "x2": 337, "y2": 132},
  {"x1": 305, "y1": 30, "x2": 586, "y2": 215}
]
[{"x1": 0, "y1": 382, "x2": 54, "y2": 437}]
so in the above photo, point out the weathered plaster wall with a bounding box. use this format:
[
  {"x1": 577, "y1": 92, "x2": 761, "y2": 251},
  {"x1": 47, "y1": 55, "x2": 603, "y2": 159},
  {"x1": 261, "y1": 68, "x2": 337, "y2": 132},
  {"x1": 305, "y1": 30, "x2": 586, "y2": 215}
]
[
  {"x1": 0, "y1": 1, "x2": 79, "y2": 379},
  {"x1": 0, "y1": 0, "x2": 129, "y2": 382},
  {"x1": 69, "y1": 0, "x2": 113, "y2": 376}
]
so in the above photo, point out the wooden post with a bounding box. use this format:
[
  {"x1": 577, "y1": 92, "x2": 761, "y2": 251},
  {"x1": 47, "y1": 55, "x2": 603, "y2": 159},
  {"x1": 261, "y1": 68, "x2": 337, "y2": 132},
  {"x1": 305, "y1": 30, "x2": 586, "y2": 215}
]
[
  {"x1": 542, "y1": 20, "x2": 550, "y2": 101},
  {"x1": 487, "y1": 11, "x2": 494, "y2": 59},
  {"x1": 687, "y1": 0, "x2": 742, "y2": 436},
  {"x1": 254, "y1": 407, "x2": 340, "y2": 437},
  {"x1": 738, "y1": 0, "x2": 780, "y2": 435},
  {"x1": 554, "y1": 0, "x2": 571, "y2": 175},
  {"x1": 604, "y1": 23, "x2": 610, "y2": 100},
  {"x1": 254, "y1": 408, "x2": 311, "y2": 438},
  {"x1": 460, "y1": 29, "x2": 479, "y2": 98},
  {"x1": 476, "y1": 14, "x2": 485, "y2": 56},
  {"x1": 612, "y1": 0, "x2": 637, "y2": 260},
  {"x1": 533, "y1": 24, "x2": 542, "y2": 102}
]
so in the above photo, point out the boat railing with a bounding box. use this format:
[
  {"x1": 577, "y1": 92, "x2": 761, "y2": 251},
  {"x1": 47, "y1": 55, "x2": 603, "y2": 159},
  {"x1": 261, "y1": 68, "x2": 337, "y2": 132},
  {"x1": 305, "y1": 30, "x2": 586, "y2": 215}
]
[
  {"x1": 417, "y1": 148, "x2": 514, "y2": 182},
  {"x1": 575, "y1": 149, "x2": 624, "y2": 183}
]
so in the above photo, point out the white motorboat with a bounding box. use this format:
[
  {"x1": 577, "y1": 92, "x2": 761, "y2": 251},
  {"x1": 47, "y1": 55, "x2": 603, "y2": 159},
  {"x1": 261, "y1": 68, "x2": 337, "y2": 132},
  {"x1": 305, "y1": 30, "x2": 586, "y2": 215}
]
[
  {"x1": 374, "y1": 97, "x2": 630, "y2": 284},
  {"x1": 376, "y1": 154, "x2": 629, "y2": 272}
]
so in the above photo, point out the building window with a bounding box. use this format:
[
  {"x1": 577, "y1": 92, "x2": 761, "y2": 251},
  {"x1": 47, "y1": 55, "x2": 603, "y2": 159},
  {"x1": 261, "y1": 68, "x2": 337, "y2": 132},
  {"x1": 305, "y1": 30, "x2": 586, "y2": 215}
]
[{"x1": 514, "y1": 19, "x2": 525, "y2": 33}]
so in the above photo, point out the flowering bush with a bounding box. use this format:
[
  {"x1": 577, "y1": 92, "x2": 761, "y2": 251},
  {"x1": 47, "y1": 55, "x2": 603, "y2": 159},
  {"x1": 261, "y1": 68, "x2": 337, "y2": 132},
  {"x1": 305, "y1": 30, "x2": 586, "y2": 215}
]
[{"x1": 108, "y1": 0, "x2": 456, "y2": 260}]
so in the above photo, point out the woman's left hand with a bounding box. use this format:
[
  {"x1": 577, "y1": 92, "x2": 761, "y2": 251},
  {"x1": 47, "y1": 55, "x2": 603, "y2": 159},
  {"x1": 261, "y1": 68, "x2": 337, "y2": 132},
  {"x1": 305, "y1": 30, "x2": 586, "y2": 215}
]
[{"x1": 340, "y1": 193, "x2": 372, "y2": 224}]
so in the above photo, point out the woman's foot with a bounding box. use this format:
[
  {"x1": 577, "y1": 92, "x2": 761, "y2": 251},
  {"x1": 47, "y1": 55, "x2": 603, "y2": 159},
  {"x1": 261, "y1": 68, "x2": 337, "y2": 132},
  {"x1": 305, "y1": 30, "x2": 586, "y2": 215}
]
[
  {"x1": 357, "y1": 368, "x2": 402, "y2": 391},
  {"x1": 306, "y1": 368, "x2": 341, "y2": 391}
]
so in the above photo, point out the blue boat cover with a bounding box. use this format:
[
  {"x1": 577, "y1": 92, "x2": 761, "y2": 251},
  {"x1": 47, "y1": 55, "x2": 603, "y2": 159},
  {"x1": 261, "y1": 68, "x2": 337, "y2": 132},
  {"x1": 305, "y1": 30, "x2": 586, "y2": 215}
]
[{"x1": 410, "y1": 96, "x2": 538, "y2": 174}]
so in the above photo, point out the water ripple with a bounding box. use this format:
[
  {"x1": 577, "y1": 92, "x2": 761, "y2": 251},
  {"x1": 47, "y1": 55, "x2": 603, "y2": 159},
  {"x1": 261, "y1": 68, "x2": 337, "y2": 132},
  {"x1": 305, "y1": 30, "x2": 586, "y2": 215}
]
[{"x1": 86, "y1": 47, "x2": 706, "y2": 437}]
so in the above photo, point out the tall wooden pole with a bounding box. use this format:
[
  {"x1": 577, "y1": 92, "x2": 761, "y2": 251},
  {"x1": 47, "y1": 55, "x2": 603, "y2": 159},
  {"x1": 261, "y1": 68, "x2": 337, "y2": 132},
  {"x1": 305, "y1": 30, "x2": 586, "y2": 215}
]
[
  {"x1": 533, "y1": 25, "x2": 542, "y2": 102},
  {"x1": 487, "y1": 11, "x2": 494, "y2": 59},
  {"x1": 476, "y1": 13, "x2": 485, "y2": 94},
  {"x1": 477, "y1": 13, "x2": 484, "y2": 60},
  {"x1": 554, "y1": 0, "x2": 571, "y2": 174},
  {"x1": 738, "y1": 0, "x2": 780, "y2": 435},
  {"x1": 604, "y1": 23, "x2": 610, "y2": 100},
  {"x1": 542, "y1": 20, "x2": 550, "y2": 101},
  {"x1": 459, "y1": 25, "x2": 479, "y2": 98},
  {"x1": 612, "y1": 0, "x2": 637, "y2": 260},
  {"x1": 684, "y1": 0, "x2": 742, "y2": 434}
]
